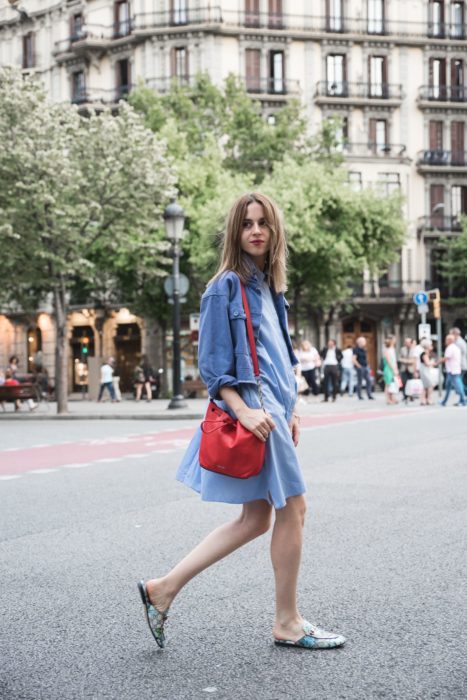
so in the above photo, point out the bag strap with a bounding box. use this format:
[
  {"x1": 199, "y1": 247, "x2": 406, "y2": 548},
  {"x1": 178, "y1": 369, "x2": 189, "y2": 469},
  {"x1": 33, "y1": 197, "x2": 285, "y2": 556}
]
[{"x1": 240, "y1": 283, "x2": 259, "y2": 378}]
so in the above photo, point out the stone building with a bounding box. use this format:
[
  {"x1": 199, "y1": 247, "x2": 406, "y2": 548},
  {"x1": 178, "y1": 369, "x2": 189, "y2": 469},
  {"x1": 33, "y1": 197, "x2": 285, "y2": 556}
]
[{"x1": 1, "y1": 0, "x2": 467, "y2": 380}]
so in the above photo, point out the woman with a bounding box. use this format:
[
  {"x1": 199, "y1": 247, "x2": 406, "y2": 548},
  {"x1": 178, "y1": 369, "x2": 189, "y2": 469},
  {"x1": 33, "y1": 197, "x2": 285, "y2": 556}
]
[
  {"x1": 297, "y1": 340, "x2": 321, "y2": 397},
  {"x1": 383, "y1": 335, "x2": 400, "y2": 405},
  {"x1": 137, "y1": 193, "x2": 345, "y2": 650},
  {"x1": 419, "y1": 340, "x2": 436, "y2": 406}
]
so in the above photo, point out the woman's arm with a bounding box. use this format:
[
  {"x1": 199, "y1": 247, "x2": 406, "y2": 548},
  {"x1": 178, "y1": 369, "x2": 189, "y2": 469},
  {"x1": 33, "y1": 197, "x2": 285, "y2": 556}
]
[{"x1": 219, "y1": 386, "x2": 276, "y2": 443}]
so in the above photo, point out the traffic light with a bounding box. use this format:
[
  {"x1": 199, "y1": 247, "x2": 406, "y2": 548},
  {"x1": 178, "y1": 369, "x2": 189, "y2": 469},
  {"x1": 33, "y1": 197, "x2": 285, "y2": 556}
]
[
  {"x1": 82, "y1": 337, "x2": 89, "y2": 355},
  {"x1": 428, "y1": 289, "x2": 441, "y2": 319}
]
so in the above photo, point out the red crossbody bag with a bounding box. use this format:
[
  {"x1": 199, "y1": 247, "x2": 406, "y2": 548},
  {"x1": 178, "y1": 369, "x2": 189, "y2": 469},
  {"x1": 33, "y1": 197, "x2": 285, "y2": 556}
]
[{"x1": 199, "y1": 282, "x2": 266, "y2": 479}]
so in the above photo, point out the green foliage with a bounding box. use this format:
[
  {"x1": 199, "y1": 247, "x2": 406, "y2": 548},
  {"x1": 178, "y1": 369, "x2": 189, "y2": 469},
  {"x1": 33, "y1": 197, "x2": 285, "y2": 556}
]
[
  {"x1": 436, "y1": 219, "x2": 467, "y2": 303},
  {"x1": 263, "y1": 157, "x2": 406, "y2": 306}
]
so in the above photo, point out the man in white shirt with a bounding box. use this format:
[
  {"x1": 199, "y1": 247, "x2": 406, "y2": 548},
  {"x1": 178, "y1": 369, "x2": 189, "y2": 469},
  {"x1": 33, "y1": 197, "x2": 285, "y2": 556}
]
[
  {"x1": 98, "y1": 358, "x2": 117, "y2": 402},
  {"x1": 340, "y1": 344, "x2": 355, "y2": 397},
  {"x1": 439, "y1": 334, "x2": 466, "y2": 406},
  {"x1": 450, "y1": 327, "x2": 467, "y2": 388}
]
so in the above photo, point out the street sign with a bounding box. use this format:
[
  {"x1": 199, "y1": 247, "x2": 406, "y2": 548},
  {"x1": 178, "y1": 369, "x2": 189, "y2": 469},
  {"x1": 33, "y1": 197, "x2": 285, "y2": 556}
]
[
  {"x1": 418, "y1": 323, "x2": 431, "y2": 340},
  {"x1": 164, "y1": 273, "x2": 189, "y2": 299},
  {"x1": 189, "y1": 313, "x2": 200, "y2": 331},
  {"x1": 413, "y1": 291, "x2": 428, "y2": 305},
  {"x1": 417, "y1": 303, "x2": 429, "y2": 315}
]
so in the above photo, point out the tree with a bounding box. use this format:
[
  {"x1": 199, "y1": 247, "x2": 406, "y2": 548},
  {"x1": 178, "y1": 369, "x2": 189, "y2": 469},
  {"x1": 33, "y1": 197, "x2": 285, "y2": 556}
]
[
  {"x1": 0, "y1": 69, "x2": 175, "y2": 413},
  {"x1": 436, "y1": 221, "x2": 467, "y2": 304},
  {"x1": 263, "y1": 157, "x2": 406, "y2": 331}
]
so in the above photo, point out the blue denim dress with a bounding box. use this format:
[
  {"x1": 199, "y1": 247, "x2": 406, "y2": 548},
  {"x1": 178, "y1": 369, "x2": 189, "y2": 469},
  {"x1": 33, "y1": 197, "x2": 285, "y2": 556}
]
[{"x1": 176, "y1": 275, "x2": 306, "y2": 510}]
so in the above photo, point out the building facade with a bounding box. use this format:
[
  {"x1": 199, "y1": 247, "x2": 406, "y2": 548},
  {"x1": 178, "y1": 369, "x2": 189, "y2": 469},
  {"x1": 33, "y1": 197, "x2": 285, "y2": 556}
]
[{"x1": 1, "y1": 0, "x2": 467, "y2": 379}]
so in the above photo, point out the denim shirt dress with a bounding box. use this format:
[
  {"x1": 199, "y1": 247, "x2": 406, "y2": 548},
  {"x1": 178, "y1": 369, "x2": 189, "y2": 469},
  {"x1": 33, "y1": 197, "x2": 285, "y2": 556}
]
[{"x1": 176, "y1": 262, "x2": 306, "y2": 509}]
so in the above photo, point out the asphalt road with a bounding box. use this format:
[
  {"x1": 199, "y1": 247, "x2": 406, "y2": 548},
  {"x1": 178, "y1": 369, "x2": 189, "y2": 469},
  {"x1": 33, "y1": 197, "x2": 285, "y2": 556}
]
[{"x1": 0, "y1": 405, "x2": 466, "y2": 700}]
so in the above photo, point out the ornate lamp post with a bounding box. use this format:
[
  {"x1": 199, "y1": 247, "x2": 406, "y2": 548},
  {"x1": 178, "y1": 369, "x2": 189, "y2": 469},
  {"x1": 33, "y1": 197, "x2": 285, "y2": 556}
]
[{"x1": 164, "y1": 199, "x2": 188, "y2": 409}]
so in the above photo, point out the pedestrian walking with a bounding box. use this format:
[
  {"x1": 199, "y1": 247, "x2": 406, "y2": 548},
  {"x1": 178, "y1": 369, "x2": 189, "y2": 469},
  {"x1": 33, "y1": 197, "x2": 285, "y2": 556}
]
[
  {"x1": 297, "y1": 340, "x2": 320, "y2": 396},
  {"x1": 439, "y1": 334, "x2": 466, "y2": 406},
  {"x1": 135, "y1": 355, "x2": 153, "y2": 402},
  {"x1": 418, "y1": 340, "x2": 436, "y2": 406},
  {"x1": 352, "y1": 337, "x2": 374, "y2": 400},
  {"x1": 97, "y1": 358, "x2": 116, "y2": 402},
  {"x1": 340, "y1": 344, "x2": 355, "y2": 397},
  {"x1": 383, "y1": 335, "x2": 400, "y2": 405},
  {"x1": 450, "y1": 327, "x2": 467, "y2": 389},
  {"x1": 137, "y1": 192, "x2": 346, "y2": 651},
  {"x1": 109, "y1": 356, "x2": 122, "y2": 402},
  {"x1": 399, "y1": 337, "x2": 417, "y2": 399},
  {"x1": 320, "y1": 340, "x2": 342, "y2": 402}
]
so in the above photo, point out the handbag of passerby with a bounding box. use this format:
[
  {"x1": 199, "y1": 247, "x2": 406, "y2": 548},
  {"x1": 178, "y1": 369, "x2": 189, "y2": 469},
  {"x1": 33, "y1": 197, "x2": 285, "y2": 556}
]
[{"x1": 137, "y1": 192, "x2": 346, "y2": 651}]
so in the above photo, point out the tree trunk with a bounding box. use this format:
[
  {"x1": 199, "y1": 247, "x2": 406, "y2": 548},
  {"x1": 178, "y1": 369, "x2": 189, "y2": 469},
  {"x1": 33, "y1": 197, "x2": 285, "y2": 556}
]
[{"x1": 53, "y1": 285, "x2": 68, "y2": 414}]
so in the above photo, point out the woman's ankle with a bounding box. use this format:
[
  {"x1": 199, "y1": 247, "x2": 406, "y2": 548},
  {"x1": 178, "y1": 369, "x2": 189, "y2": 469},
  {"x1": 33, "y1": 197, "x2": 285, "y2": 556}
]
[{"x1": 146, "y1": 576, "x2": 176, "y2": 610}]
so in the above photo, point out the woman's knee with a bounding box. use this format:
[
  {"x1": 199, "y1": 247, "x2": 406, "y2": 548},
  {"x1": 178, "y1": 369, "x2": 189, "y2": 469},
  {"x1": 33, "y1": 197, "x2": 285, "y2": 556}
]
[
  {"x1": 279, "y1": 495, "x2": 307, "y2": 526},
  {"x1": 238, "y1": 501, "x2": 272, "y2": 538}
]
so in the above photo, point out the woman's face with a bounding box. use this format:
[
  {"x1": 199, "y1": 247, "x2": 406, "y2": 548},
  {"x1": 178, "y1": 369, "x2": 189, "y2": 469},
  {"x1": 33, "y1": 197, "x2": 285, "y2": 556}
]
[{"x1": 240, "y1": 202, "x2": 271, "y2": 268}]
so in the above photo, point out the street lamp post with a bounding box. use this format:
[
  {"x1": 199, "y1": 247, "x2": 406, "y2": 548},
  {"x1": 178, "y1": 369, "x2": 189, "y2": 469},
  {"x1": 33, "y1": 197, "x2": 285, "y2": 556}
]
[{"x1": 164, "y1": 200, "x2": 188, "y2": 409}]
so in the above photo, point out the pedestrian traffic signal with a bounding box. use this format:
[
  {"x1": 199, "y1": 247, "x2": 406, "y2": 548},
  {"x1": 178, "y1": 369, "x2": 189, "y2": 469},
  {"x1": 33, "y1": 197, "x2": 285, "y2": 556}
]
[{"x1": 428, "y1": 289, "x2": 441, "y2": 319}]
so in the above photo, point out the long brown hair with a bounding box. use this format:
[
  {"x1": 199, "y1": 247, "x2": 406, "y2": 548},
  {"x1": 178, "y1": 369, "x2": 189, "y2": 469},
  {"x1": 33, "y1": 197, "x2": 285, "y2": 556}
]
[{"x1": 209, "y1": 192, "x2": 287, "y2": 292}]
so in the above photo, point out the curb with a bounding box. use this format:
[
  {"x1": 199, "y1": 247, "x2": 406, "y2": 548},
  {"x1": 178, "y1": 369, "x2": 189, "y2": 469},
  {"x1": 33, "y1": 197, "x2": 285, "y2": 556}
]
[{"x1": 0, "y1": 412, "x2": 204, "y2": 421}]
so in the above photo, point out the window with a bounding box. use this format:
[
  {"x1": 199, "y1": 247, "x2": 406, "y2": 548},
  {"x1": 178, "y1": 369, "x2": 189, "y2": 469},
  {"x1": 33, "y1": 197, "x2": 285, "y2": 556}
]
[
  {"x1": 70, "y1": 14, "x2": 85, "y2": 41},
  {"x1": 327, "y1": 0, "x2": 343, "y2": 32},
  {"x1": 348, "y1": 171, "x2": 362, "y2": 191},
  {"x1": 71, "y1": 70, "x2": 86, "y2": 103},
  {"x1": 369, "y1": 118, "x2": 388, "y2": 155},
  {"x1": 171, "y1": 0, "x2": 188, "y2": 25},
  {"x1": 116, "y1": 58, "x2": 131, "y2": 98},
  {"x1": 245, "y1": 0, "x2": 260, "y2": 27},
  {"x1": 451, "y1": 59, "x2": 464, "y2": 101},
  {"x1": 22, "y1": 32, "x2": 35, "y2": 69},
  {"x1": 245, "y1": 48, "x2": 261, "y2": 92},
  {"x1": 114, "y1": 1, "x2": 131, "y2": 37},
  {"x1": 369, "y1": 56, "x2": 387, "y2": 97},
  {"x1": 429, "y1": 1, "x2": 445, "y2": 37},
  {"x1": 171, "y1": 47, "x2": 189, "y2": 82},
  {"x1": 451, "y1": 2, "x2": 464, "y2": 37},
  {"x1": 429, "y1": 120, "x2": 444, "y2": 150},
  {"x1": 430, "y1": 184, "x2": 445, "y2": 227},
  {"x1": 451, "y1": 185, "x2": 467, "y2": 221},
  {"x1": 368, "y1": 0, "x2": 384, "y2": 34},
  {"x1": 269, "y1": 51, "x2": 284, "y2": 93},
  {"x1": 326, "y1": 54, "x2": 347, "y2": 96},
  {"x1": 268, "y1": 0, "x2": 283, "y2": 29},
  {"x1": 429, "y1": 58, "x2": 447, "y2": 99},
  {"x1": 377, "y1": 172, "x2": 400, "y2": 195},
  {"x1": 334, "y1": 115, "x2": 349, "y2": 151},
  {"x1": 451, "y1": 121, "x2": 465, "y2": 165}
]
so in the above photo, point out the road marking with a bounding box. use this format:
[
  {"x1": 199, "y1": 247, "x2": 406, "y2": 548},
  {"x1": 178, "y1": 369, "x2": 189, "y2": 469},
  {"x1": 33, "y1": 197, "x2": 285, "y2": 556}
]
[
  {"x1": 28, "y1": 468, "x2": 58, "y2": 474},
  {"x1": 62, "y1": 463, "x2": 91, "y2": 469},
  {"x1": 0, "y1": 475, "x2": 22, "y2": 480}
]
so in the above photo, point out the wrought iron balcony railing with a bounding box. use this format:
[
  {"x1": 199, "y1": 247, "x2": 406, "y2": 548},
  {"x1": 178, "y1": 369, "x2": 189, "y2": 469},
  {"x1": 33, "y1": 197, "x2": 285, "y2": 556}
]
[
  {"x1": 417, "y1": 215, "x2": 463, "y2": 232},
  {"x1": 54, "y1": 21, "x2": 133, "y2": 54},
  {"x1": 315, "y1": 81, "x2": 403, "y2": 100},
  {"x1": 244, "y1": 77, "x2": 300, "y2": 96},
  {"x1": 131, "y1": 9, "x2": 467, "y2": 40},
  {"x1": 71, "y1": 86, "x2": 131, "y2": 105},
  {"x1": 343, "y1": 142, "x2": 407, "y2": 158},
  {"x1": 417, "y1": 150, "x2": 467, "y2": 167},
  {"x1": 418, "y1": 85, "x2": 467, "y2": 102}
]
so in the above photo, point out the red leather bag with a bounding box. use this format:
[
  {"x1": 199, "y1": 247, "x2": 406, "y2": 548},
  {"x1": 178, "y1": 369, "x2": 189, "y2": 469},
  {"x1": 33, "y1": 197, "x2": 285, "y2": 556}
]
[{"x1": 199, "y1": 283, "x2": 266, "y2": 479}]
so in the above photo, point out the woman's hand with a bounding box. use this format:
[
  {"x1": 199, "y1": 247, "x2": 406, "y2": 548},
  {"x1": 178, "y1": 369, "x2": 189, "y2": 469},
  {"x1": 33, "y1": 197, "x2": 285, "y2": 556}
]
[
  {"x1": 236, "y1": 407, "x2": 276, "y2": 442},
  {"x1": 289, "y1": 413, "x2": 300, "y2": 447}
]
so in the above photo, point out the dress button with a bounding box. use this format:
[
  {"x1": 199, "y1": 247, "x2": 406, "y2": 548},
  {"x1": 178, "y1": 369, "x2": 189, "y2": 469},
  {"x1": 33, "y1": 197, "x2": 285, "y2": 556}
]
[{"x1": 234, "y1": 311, "x2": 239, "y2": 316}]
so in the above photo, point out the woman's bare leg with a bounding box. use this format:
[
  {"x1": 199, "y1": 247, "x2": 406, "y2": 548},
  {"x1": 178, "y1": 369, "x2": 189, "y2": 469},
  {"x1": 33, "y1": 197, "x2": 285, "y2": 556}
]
[
  {"x1": 145, "y1": 381, "x2": 152, "y2": 401},
  {"x1": 135, "y1": 384, "x2": 142, "y2": 401},
  {"x1": 146, "y1": 499, "x2": 272, "y2": 610},
  {"x1": 271, "y1": 495, "x2": 307, "y2": 641}
]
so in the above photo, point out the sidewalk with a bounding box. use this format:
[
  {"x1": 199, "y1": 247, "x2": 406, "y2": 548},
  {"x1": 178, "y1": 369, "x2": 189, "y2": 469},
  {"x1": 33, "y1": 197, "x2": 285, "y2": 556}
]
[{"x1": 0, "y1": 391, "x2": 406, "y2": 420}]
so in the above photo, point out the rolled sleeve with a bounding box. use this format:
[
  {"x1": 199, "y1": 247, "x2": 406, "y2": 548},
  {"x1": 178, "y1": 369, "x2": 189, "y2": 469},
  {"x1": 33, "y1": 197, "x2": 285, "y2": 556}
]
[{"x1": 198, "y1": 293, "x2": 239, "y2": 399}]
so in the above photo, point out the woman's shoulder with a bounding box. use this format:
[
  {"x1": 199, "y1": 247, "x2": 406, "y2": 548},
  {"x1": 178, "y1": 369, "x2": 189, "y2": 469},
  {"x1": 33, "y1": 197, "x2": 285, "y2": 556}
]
[{"x1": 203, "y1": 270, "x2": 240, "y2": 299}]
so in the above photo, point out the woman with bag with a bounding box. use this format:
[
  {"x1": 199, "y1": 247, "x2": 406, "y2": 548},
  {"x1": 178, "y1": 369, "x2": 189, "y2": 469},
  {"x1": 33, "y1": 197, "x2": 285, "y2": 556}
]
[
  {"x1": 419, "y1": 340, "x2": 436, "y2": 405},
  {"x1": 383, "y1": 335, "x2": 400, "y2": 405},
  {"x1": 137, "y1": 193, "x2": 346, "y2": 651}
]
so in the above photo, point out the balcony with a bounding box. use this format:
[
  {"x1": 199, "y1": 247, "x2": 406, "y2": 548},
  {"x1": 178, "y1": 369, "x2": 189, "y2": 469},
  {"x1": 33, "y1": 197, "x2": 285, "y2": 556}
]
[
  {"x1": 417, "y1": 216, "x2": 463, "y2": 237},
  {"x1": 54, "y1": 22, "x2": 134, "y2": 57},
  {"x1": 131, "y1": 9, "x2": 467, "y2": 43},
  {"x1": 418, "y1": 85, "x2": 467, "y2": 108},
  {"x1": 343, "y1": 143, "x2": 408, "y2": 161},
  {"x1": 417, "y1": 150, "x2": 467, "y2": 172},
  {"x1": 315, "y1": 81, "x2": 403, "y2": 107},
  {"x1": 71, "y1": 86, "x2": 132, "y2": 107},
  {"x1": 244, "y1": 77, "x2": 300, "y2": 98}
]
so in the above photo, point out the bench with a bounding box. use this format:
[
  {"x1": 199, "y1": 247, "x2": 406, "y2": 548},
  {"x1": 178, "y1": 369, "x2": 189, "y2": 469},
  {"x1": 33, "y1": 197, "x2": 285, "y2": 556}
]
[
  {"x1": 182, "y1": 379, "x2": 207, "y2": 398},
  {"x1": 0, "y1": 384, "x2": 39, "y2": 411}
]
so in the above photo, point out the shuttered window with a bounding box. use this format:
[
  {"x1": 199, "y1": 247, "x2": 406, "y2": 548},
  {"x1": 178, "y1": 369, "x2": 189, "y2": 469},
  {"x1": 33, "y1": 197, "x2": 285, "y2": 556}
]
[{"x1": 246, "y1": 48, "x2": 261, "y2": 92}]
